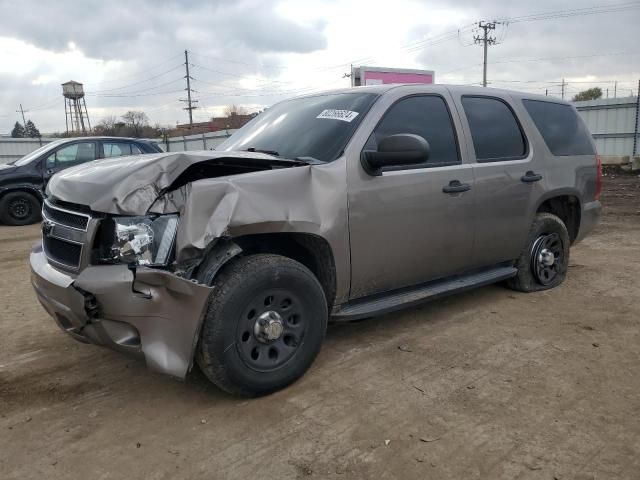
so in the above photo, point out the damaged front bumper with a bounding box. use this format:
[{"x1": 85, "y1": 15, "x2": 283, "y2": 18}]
[{"x1": 30, "y1": 242, "x2": 212, "y2": 378}]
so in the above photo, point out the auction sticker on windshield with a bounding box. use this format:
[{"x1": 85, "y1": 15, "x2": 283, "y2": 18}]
[{"x1": 316, "y1": 109, "x2": 359, "y2": 122}]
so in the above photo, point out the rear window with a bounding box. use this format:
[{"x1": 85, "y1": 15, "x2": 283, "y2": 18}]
[{"x1": 522, "y1": 100, "x2": 595, "y2": 156}]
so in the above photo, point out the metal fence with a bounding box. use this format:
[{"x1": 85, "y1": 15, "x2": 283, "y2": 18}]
[
  {"x1": 0, "y1": 137, "x2": 55, "y2": 164},
  {"x1": 156, "y1": 130, "x2": 235, "y2": 152},
  {"x1": 574, "y1": 96, "x2": 640, "y2": 160}
]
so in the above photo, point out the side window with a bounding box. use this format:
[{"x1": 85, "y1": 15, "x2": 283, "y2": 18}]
[
  {"x1": 369, "y1": 95, "x2": 460, "y2": 167},
  {"x1": 55, "y1": 144, "x2": 80, "y2": 164},
  {"x1": 130, "y1": 143, "x2": 143, "y2": 155},
  {"x1": 46, "y1": 143, "x2": 96, "y2": 168},
  {"x1": 522, "y1": 100, "x2": 595, "y2": 156},
  {"x1": 462, "y1": 96, "x2": 527, "y2": 162},
  {"x1": 103, "y1": 142, "x2": 133, "y2": 158}
]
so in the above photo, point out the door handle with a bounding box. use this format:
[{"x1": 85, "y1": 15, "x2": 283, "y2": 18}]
[
  {"x1": 521, "y1": 171, "x2": 543, "y2": 183},
  {"x1": 442, "y1": 180, "x2": 471, "y2": 194}
]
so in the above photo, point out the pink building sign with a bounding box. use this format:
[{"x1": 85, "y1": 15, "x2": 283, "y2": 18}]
[{"x1": 352, "y1": 66, "x2": 435, "y2": 87}]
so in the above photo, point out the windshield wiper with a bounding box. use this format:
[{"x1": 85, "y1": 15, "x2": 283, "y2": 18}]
[
  {"x1": 293, "y1": 156, "x2": 324, "y2": 165},
  {"x1": 245, "y1": 147, "x2": 280, "y2": 156}
]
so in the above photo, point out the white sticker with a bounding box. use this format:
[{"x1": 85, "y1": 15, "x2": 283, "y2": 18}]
[{"x1": 316, "y1": 109, "x2": 359, "y2": 122}]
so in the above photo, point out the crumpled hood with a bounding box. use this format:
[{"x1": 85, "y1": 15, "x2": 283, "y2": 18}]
[
  {"x1": 47, "y1": 149, "x2": 351, "y2": 303},
  {"x1": 46, "y1": 150, "x2": 305, "y2": 214}
]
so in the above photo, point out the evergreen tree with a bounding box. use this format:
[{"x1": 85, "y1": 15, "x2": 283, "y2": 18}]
[
  {"x1": 573, "y1": 87, "x2": 603, "y2": 102},
  {"x1": 24, "y1": 119, "x2": 41, "y2": 138},
  {"x1": 11, "y1": 121, "x2": 25, "y2": 138}
]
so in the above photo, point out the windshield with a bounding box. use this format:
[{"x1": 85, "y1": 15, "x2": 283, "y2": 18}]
[
  {"x1": 218, "y1": 92, "x2": 378, "y2": 163},
  {"x1": 12, "y1": 139, "x2": 66, "y2": 166}
]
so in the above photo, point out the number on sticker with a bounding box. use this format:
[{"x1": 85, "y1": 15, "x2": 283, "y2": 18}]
[{"x1": 316, "y1": 109, "x2": 359, "y2": 122}]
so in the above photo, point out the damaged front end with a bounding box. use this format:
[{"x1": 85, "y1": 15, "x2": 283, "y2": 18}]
[
  {"x1": 30, "y1": 149, "x2": 347, "y2": 379},
  {"x1": 30, "y1": 237, "x2": 212, "y2": 378}
]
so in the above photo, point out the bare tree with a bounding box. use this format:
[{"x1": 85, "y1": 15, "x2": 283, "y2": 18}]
[
  {"x1": 121, "y1": 111, "x2": 149, "y2": 137},
  {"x1": 94, "y1": 115, "x2": 119, "y2": 136},
  {"x1": 223, "y1": 104, "x2": 248, "y2": 117}
]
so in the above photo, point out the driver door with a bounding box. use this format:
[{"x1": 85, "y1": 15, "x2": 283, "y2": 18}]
[
  {"x1": 347, "y1": 93, "x2": 476, "y2": 299},
  {"x1": 43, "y1": 141, "x2": 97, "y2": 184}
]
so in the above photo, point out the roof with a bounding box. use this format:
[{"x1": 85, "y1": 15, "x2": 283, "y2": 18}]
[
  {"x1": 291, "y1": 83, "x2": 569, "y2": 105},
  {"x1": 59, "y1": 136, "x2": 154, "y2": 142}
]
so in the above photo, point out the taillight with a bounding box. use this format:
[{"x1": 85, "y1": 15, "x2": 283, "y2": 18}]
[{"x1": 595, "y1": 154, "x2": 603, "y2": 201}]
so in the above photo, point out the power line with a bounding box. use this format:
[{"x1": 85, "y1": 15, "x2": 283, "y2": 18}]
[
  {"x1": 87, "y1": 78, "x2": 184, "y2": 97},
  {"x1": 88, "y1": 64, "x2": 184, "y2": 94},
  {"x1": 83, "y1": 52, "x2": 184, "y2": 88},
  {"x1": 497, "y1": 1, "x2": 640, "y2": 24}
]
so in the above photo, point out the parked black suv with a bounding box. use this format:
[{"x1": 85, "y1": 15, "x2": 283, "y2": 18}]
[{"x1": 0, "y1": 137, "x2": 162, "y2": 225}]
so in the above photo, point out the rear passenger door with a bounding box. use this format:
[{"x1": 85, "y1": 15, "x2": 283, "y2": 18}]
[
  {"x1": 453, "y1": 94, "x2": 545, "y2": 268},
  {"x1": 348, "y1": 93, "x2": 476, "y2": 299}
]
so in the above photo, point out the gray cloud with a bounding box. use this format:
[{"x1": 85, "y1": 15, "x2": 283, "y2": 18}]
[{"x1": 0, "y1": 0, "x2": 327, "y2": 59}]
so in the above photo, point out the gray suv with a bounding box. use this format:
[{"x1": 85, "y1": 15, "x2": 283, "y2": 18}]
[{"x1": 30, "y1": 85, "x2": 601, "y2": 396}]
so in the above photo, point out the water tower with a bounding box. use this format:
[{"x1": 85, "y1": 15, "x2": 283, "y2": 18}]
[{"x1": 62, "y1": 80, "x2": 91, "y2": 135}]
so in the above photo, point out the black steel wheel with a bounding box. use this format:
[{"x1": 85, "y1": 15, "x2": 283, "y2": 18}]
[
  {"x1": 236, "y1": 289, "x2": 307, "y2": 372},
  {"x1": 196, "y1": 254, "x2": 327, "y2": 397},
  {"x1": 507, "y1": 212, "x2": 570, "y2": 292},
  {"x1": 0, "y1": 191, "x2": 41, "y2": 226},
  {"x1": 530, "y1": 233, "x2": 564, "y2": 286}
]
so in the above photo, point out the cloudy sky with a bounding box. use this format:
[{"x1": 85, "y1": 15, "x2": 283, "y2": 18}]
[{"x1": 0, "y1": 0, "x2": 639, "y2": 133}]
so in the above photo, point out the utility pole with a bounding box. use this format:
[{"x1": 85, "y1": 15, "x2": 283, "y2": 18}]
[
  {"x1": 561, "y1": 78, "x2": 567, "y2": 100},
  {"x1": 180, "y1": 49, "x2": 198, "y2": 129},
  {"x1": 633, "y1": 79, "x2": 639, "y2": 156},
  {"x1": 474, "y1": 21, "x2": 497, "y2": 87},
  {"x1": 16, "y1": 104, "x2": 27, "y2": 126},
  {"x1": 614, "y1": 81, "x2": 617, "y2": 98}
]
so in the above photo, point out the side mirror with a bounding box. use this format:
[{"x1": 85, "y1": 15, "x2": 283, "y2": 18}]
[{"x1": 362, "y1": 134, "x2": 430, "y2": 176}]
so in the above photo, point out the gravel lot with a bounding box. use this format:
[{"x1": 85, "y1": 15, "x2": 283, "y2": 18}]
[{"x1": 1, "y1": 172, "x2": 639, "y2": 480}]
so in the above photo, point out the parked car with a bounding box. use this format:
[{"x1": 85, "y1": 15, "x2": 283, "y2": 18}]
[
  {"x1": 0, "y1": 136, "x2": 162, "y2": 225},
  {"x1": 30, "y1": 85, "x2": 601, "y2": 396}
]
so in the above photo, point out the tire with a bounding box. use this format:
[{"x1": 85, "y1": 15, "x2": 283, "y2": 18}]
[
  {"x1": 196, "y1": 254, "x2": 328, "y2": 397},
  {"x1": 0, "y1": 191, "x2": 41, "y2": 226},
  {"x1": 507, "y1": 212, "x2": 570, "y2": 292}
]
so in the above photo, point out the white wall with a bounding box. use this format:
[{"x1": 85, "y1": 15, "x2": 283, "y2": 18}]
[{"x1": 0, "y1": 137, "x2": 55, "y2": 164}]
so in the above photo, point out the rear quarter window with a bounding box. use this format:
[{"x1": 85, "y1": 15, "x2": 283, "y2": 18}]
[{"x1": 522, "y1": 100, "x2": 595, "y2": 156}]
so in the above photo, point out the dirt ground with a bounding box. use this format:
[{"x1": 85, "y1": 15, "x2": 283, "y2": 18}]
[{"x1": 1, "y1": 172, "x2": 639, "y2": 480}]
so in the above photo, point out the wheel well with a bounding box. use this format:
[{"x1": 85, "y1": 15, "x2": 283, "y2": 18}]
[
  {"x1": 232, "y1": 233, "x2": 337, "y2": 309},
  {"x1": 537, "y1": 195, "x2": 581, "y2": 243},
  {"x1": 0, "y1": 187, "x2": 43, "y2": 204}
]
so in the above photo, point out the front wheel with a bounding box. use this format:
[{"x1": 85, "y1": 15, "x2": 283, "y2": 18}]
[
  {"x1": 196, "y1": 254, "x2": 327, "y2": 396},
  {"x1": 507, "y1": 212, "x2": 570, "y2": 292},
  {"x1": 0, "y1": 191, "x2": 41, "y2": 225}
]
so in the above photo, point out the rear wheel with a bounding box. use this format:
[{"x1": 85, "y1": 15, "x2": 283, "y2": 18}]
[
  {"x1": 196, "y1": 254, "x2": 327, "y2": 396},
  {"x1": 0, "y1": 191, "x2": 41, "y2": 225},
  {"x1": 507, "y1": 213, "x2": 570, "y2": 292}
]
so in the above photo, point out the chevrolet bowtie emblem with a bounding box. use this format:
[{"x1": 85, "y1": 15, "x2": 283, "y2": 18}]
[{"x1": 42, "y1": 220, "x2": 55, "y2": 236}]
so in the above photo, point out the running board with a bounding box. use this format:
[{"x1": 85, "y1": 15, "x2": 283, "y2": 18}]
[{"x1": 332, "y1": 266, "x2": 517, "y2": 321}]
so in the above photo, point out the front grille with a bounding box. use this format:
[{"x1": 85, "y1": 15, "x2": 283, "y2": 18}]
[
  {"x1": 43, "y1": 202, "x2": 89, "y2": 230},
  {"x1": 43, "y1": 235, "x2": 82, "y2": 269}
]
